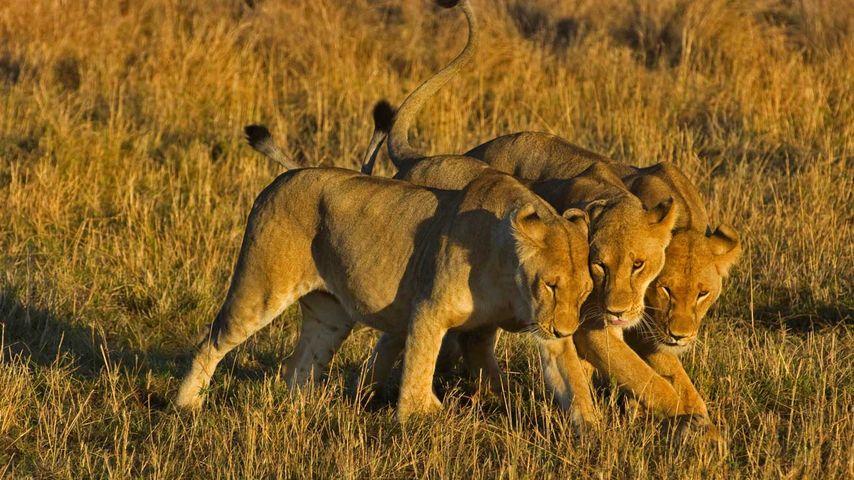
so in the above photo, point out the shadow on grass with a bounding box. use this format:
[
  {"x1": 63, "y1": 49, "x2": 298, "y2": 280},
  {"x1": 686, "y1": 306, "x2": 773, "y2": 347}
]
[
  {"x1": 0, "y1": 285, "x2": 192, "y2": 407},
  {"x1": 751, "y1": 288, "x2": 852, "y2": 332}
]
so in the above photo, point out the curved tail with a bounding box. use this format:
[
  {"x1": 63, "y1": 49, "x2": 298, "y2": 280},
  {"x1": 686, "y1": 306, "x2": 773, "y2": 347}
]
[
  {"x1": 387, "y1": 0, "x2": 479, "y2": 171},
  {"x1": 244, "y1": 125, "x2": 300, "y2": 171},
  {"x1": 360, "y1": 100, "x2": 396, "y2": 174}
]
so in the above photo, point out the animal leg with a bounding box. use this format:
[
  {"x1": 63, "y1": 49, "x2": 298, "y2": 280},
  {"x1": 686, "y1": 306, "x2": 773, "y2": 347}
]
[
  {"x1": 539, "y1": 337, "x2": 599, "y2": 433},
  {"x1": 435, "y1": 332, "x2": 464, "y2": 373},
  {"x1": 459, "y1": 327, "x2": 506, "y2": 395},
  {"x1": 574, "y1": 327, "x2": 706, "y2": 419},
  {"x1": 642, "y1": 350, "x2": 722, "y2": 442},
  {"x1": 643, "y1": 350, "x2": 709, "y2": 417},
  {"x1": 361, "y1": 332, "x2": 406, "y2": 394},
  {"x1": 286, "y1": 291, "x2": 355, "y2": 387},
  {"x1": 176, "y1": 275, "x2": 305, "y2": 409},
  {"x1": 397, "y1": 305, "x2": 449, "y2": 421}
]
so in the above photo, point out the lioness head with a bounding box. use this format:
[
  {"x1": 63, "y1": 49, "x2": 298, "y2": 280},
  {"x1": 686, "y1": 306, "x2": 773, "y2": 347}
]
[
  {"x1": 586, "y1": 196, "x2": 678, "y2": 329},
  {"x1": 507, "y1": 204, "x2": 592, "y2": 338},
  {"x1": 644, "y1": 225, "x2": 741, "y2": 352}
]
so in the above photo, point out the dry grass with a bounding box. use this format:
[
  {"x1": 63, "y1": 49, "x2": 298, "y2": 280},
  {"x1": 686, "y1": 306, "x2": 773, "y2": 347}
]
[{"x1": 1, "y1": 0, "x2": 852, "y2": 477}]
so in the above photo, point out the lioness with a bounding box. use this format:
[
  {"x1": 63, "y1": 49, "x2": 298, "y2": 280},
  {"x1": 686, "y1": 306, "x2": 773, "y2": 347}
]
[
  {"x1": 466, "y1": 137, "x2": 742, "y2": 433},
  {"x1": 365, "y1": 132, "x2": 736, "y2": 432},
  {"x1": 177, "y1": 144, "x2": 599, "y2": 424}
]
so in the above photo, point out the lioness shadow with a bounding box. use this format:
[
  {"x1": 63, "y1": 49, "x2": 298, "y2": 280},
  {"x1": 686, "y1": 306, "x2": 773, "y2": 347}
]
[
  {"x1": 0, "y1": 286, "x2": 180, "y2": 388},
  {"x1": 753, "y1": 290, "x2": 852, "y2": 332}
]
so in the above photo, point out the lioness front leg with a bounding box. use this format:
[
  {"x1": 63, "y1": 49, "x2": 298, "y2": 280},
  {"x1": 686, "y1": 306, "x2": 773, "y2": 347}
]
[
  {"x1": 574, "y1": 327, "x2": 706, "y2": 419},
  {"x1": 642, "y1": 351, "x2": 709, "y2": 417},
  {"x1": 397, "y1": 306, "x2": 450, "y2": 422},
  {"x1": 642, "y1": 350, "x2": 722, "y2": 441},
  {"x1": 539, "y1": 337, "x2": 599, "y2": 433},
  {"x1": 361, "y1": 332, "x2": 406, "y2": 396}
]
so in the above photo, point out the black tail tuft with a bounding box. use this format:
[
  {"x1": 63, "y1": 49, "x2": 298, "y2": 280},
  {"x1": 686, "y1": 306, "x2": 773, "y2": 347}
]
[
  {"x1": 372, "y1": 100, "x2": 396, "y2": 133},
  {"x1": 244, "y1": 124, "x2": 272, "y2": 149},
  {"x1": 436, "y1": 0, "x2": 461, "y2": 8}
]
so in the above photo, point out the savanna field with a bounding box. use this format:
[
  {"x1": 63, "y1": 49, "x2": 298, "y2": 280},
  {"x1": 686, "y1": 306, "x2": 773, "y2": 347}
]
[{"x1": 1, "y1": 0, "x2": 852, "y2": 477}]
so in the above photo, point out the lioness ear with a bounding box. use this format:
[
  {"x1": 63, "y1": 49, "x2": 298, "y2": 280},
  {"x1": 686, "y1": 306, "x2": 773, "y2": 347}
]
[
  {"x1": 561, "y1": 208, "x2": 589, "y2": 238},
  {"x1": 646, "y1": 197, "x2": 678, "y2": 233},
  {"x1": 510, "y1": 203, "x2": 547, "y2": 245},
  {"x1": 708, "y1": 223, "x2": 741, "y2": 276},
  {"x1": 583, "y1": 199, "x2": 609, "y2": 225}
]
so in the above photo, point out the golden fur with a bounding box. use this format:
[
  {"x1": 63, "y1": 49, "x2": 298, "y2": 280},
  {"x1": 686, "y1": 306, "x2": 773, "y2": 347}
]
[
  {"x1": 465, "y1": 134, "x2": 741, "y2": 437},
  {"x1": 362, "y1": 0, "x2": 601, "y2": 430},
  {"x1": 244, "y1": 0, "x2": 599, "y2": 429}
]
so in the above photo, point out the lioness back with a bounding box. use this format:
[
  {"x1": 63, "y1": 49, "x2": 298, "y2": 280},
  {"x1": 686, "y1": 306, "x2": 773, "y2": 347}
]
[
  {"x1": 254, "y1": 168, "x2": 452, "y2": 326},
  {"x1": 465, "y1": 131, "x2": 610, "y2": 181}
]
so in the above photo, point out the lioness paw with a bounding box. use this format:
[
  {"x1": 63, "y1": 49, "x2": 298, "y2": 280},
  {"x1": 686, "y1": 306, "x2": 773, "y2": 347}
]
[
  {"x1": 397, "y1": 393, "x2": 442, "y2": 423},
  {"x1": 673, "y1": 414, "x2": 727, "y2": 452}
]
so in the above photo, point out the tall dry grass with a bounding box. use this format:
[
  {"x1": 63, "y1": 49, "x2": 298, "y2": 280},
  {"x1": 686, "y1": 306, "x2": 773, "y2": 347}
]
[{"x1": 0, "y1": 0, "x2": 851, "y2": 477}]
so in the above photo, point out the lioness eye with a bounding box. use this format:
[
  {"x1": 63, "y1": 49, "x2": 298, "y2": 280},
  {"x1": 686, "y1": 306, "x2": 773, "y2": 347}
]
[
  {"x1": 592, "y1": 262, "x2": 606, "y2": 274},
  {"x1": 633, "y1": 260, "x2": 645, "y2": 271},
  {"x1": 698, "y1": 290, "x2": 710, "y2": 299},
  {"x1": 545, "y1": 282, "x2": 557, "y2": 297},
  {"x1": 660, "y1": 286, "x2": 671, "y2": 298}
]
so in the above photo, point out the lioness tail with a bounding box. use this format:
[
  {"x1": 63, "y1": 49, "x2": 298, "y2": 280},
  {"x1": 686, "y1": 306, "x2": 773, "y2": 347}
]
[
  {"x1": 244, "y1": 124, "x2": 300, "y2": 170},
  {"x1": 386, "y1": 0, "x2": 479, "y2": 170},
  {"x1": 360, "y1": 100, "x2": 396, "y2": 175}
]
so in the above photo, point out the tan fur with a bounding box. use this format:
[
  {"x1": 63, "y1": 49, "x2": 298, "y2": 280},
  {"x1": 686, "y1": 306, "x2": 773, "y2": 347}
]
[
  {"x1": 359, "y1": 1, "x2": 740, "y2": 426},
  {"x1": 243, "y1": 0, "x2": 596, "y2": 428},
  {"x1": 175, "y1": 167, "x2": 592, "y2": 423},
  {"x1": 374, "y1": 109, "x2": 680, "y2": 428}
]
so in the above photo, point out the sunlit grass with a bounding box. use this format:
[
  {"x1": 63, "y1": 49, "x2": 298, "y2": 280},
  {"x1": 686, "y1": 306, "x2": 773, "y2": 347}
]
[{"x1": 1, "y1": 0, "x2": 851, "y2": 477}]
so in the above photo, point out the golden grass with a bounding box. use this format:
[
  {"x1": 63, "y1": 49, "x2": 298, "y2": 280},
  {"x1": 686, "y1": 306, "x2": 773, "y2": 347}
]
[{"x1": 0, "y1": 0, "x2": 851, "y2": 477}]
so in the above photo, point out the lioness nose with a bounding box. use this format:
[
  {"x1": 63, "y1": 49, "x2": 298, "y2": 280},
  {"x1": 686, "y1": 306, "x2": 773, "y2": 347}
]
[
  {"x1": 552, "y1": 326, "x2": 573, "y2": 338},
  {"x1": 668, "y1": 330, "x2": 689, "y2": 341}
]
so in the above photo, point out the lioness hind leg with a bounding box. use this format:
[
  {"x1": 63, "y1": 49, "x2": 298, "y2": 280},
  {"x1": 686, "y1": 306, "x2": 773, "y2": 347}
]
[
  {"x1": 286, "y1": 291, "x2": 355, "y2": 387},
  {"x1": 459, "y1": 327, "x2": 506, "y2": 395},
  {"x1": 176, "y1": 227, "x2": 319, "y2": 409},
  {"x1": 176, "y1": 281, "x2": 302, "y2": 409}
]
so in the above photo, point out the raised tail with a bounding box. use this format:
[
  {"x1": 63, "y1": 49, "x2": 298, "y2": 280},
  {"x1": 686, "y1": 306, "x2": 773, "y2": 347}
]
[
  {"x1": 244, "y1": 125, "x2": 300, "y2": 171},
  {"x1": 360, "y1": 100, "x2": 396, "y2": 175},
  {"x1": 386, "y1": 0, "x2": 479, "y2": 171}
]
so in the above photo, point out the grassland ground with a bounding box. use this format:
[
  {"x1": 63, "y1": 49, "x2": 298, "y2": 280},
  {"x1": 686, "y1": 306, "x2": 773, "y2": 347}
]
[{"x1": 0, "y1": 0, "x2": 852, "y2": 477}]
